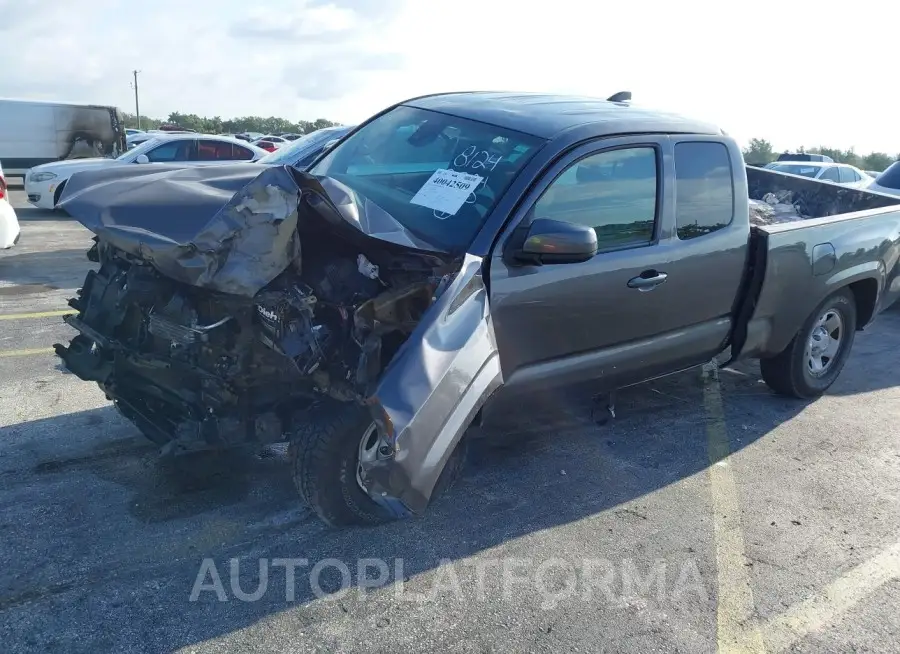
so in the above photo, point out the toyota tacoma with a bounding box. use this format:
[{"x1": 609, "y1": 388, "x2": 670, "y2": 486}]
[{"x1": 54, "y1": 92, "x2": 900, "y2": 527}]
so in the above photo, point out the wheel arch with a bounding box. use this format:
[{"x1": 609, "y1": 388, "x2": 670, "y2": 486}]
[{"x1": 847, "y1": 277, "x2": 879, "y2": 329}]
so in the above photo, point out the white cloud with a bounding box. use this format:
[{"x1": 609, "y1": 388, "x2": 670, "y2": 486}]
[{"x1": 0, "y1": 0, "x2": 897, "y2": 153}]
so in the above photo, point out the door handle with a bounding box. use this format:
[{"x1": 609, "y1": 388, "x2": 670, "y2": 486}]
[{"x1": 627, "y1": 270, "x2": 668, "y2": 291}]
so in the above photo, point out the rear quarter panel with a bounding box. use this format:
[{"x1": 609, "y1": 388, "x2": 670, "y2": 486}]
[{"x1": 742, "y1": 207, "x2": 900, "y2": 358}]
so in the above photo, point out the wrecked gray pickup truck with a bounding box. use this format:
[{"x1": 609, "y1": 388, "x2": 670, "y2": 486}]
[{"x1": 54, "y1": 92, "x2": 900, "y2": 527}]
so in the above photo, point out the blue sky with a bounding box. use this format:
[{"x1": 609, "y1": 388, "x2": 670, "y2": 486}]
[{"x1": 1, "y1": 0, "x2": 897, "y2": 154}]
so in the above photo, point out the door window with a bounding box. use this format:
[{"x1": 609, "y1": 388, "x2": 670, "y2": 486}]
[
  {"x1": 532, "y1": 147, "x2": 658, "y2": 251},
  {"x1": 674, "y1": 141, "x2": 734, "y2": 240},
  {"x1": 231, "y1": 145, "x2": 256, "y2": 160},
  {"x1": 145, "y1": 140, "x2": 194, "y2": 162},
  {"x1": 819, "y1": 167, "x2": 841, "y2": 182},
  {"x1": 839, "y1": 166, "x2": 860, "y2": 183},
  {"x1": 197, "y1": 140, "x2": 232, "y2": 161}
]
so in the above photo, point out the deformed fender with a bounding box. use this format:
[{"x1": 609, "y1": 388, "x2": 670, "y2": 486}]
[{"x1": 361, "y1": 253, "x2": 503, "y2": 516}]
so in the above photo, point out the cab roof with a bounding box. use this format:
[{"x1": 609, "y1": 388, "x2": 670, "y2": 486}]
[{"x1": 403, "y1": 91, "x2": 724, "y2": 140}]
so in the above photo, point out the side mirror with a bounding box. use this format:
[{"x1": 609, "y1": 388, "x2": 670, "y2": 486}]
[
  {"x1": 135, "y1": 154, "x2": 150, "y2": 164},
  {"x1": 322, "y1": 138, "x2": 340, "y2": 151},
  {"x1": 514, "y1": 218, "x2": 598, "y2": 265}
]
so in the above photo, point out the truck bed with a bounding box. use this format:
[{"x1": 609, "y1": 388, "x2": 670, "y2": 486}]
[
  {"x1": 746, "y1": 165, "x2": 900, "y2": 225},
  {"x1": 737, "y1": 166, "x2": 900, "y2": 361}
]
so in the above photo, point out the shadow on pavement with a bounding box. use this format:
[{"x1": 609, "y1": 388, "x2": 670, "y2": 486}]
[
  {"x1": 2, "y1": 301, "x2": 899, "y2": 652},
  {"x1": 0, "y1": 248, "x2": 92, "y2": 293}
]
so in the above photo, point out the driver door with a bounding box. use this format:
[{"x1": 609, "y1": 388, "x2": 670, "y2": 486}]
[{"x1": 486, "y1": 135, "x2": 679, "y2": 395}]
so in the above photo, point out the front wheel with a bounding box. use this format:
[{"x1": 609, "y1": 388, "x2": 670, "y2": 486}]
[
  {"x1": 760, "y1": 288, "x2": 857, "y2": 399},
  {"x1": 289, "y1": 405, "x2": 395, "y2": 527},
  {"x1": 289, "y1": 403, "x2": 468, "y2": 527}
]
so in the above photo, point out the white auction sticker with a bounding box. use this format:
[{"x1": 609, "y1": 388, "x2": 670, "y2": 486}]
[{"x1": 409, "y1": 168, "x2": 483, "y2": 217}]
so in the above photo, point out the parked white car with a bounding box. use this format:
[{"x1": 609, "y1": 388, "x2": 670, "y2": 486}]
[
  {"x1": 24, "y1": 133, "x2": 268, "y2": 210},
  {"x1": 763, "y1": 161, "x2": 873, "y2": 188},
  {"x1": 865, "y1": 162, "x2": 900, "y2": 197},
  {"x1": 0, "y1": 160, "x2": 21, "y2": 248}
]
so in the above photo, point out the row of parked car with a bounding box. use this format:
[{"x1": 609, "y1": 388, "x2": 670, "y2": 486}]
[
  {"x1": 124, "y1": 129, "x2": 308, "y2": 154},
  {"x1": 23, "y1": 124, "x2": 355, "y2": 212},
  {"x1": 761, "y1": 151, "x2": 900, "y2": 197},
  {"x1": 7, "y1": 133, "x2": 900, "y2": 253}
]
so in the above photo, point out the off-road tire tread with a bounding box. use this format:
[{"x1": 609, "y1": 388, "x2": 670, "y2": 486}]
[{"x1": 289, "y1": 405, "x2": 392, "y2": 527}]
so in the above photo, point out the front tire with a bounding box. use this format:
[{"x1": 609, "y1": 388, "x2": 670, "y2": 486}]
[
  {"x1": 289, "y1": 403, "x2": 469, "y2": 527},
  {"x1": 760, "y1": 288, "x2": 857, "y2": 399},
  {"x1": 289, "y1": 404, "x2": 394, "y2": 527}
]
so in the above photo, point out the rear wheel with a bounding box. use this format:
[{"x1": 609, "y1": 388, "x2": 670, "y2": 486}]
[{"x1": 760, "y1": 289, "x2": 857, "y2": 399}]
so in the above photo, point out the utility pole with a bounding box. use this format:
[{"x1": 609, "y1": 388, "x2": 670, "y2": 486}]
[{"x1": 131, "y1": 70, "x2": 141, "y2": 129}]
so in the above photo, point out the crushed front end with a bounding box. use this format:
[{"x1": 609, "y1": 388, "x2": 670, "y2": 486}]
[{"x1": 54, "y1": 165, "x2": 459, "y2": 459}]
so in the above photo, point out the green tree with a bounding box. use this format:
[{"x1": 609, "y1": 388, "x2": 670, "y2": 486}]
[
  {"x1": 121, "y1": 112, "x2": 162, "y2": 129},
  {"x1": 742, "y1": 138, "x2": 775, "y2": 165},
  {"x1": 121, "y1": 111, "x2": 341, "y2": 136},
  {"x1": 861, "y1": 152, "x2": 893, "y2": 173}
]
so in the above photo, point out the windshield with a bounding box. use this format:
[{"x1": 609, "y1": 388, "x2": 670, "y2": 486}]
[
  {"x1": 769, "y1": 163, "x2": 822, "y2": 178},
  {"x1": 309, "y1": 105, "x2": 544, "y2": 252},
  {"x1": 257, "y1": 127, "x2": 351, "y2": 166},
  {"x1": 116, "y1": 137, "x2": 163, "y2": 160}
]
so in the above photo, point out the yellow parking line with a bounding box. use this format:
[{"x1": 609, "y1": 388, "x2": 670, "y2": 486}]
[
  {"x1": 761, "y1": 540, "x2": 900, "y2": 652},
  {"x1": 0, "y1": 310, "x2": 72, "y2": 321},
  {"x1": 702, "y1": 362, "x2": 767, "y2": 654},
  {"x1": 0, "y1": 347, "x2": 56, "y2": 358}
]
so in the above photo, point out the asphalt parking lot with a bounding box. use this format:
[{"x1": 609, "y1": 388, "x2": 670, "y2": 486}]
[{"x1": 1, "y1": 181, "x2": 899, "y2": 654}]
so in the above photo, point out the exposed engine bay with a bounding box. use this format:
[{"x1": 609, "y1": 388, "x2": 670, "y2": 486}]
[
  {"x1": 57, "y1": 238, "x2": 455, "y2": 454},
  {"x1": 53, "y1": 164, "x2": 461, "y2": 455}
]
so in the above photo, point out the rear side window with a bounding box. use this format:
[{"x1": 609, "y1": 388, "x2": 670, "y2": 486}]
[
  {"x1": 875, "y1": 162, "x2": 900, "y2": 190},
  {"x1": 197, "y1": 140, "x2": 234, "y2": 161},
  {"x1": 839, "y1": 167, "x2": 860, "y2": 183},
  {"x1": 231, "y1": 145, "x2": 256, "y2": 160},
  {"x1": 674, "y1": 142, "x2": 734, "y2": 240}
]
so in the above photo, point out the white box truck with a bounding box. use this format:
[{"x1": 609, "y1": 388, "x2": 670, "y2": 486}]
[{"x1": 0, "y1": 98, "x2": 127, "y2": 175}]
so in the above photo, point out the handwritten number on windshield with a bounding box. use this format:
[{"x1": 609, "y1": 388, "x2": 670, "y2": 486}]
[{"x1": 454, "y1": 145, "x2": 502, "y2": 172}]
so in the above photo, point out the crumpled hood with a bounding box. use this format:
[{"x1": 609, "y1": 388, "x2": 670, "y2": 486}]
[{"x1": 58, "y1": 163, "x2": 447, "y2": 297}]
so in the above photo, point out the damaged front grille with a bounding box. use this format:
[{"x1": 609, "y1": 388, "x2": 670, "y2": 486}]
[
  {"x1": 148, "y1": 312, "x2": 199, "y2": 345},
  {"x1": 147, "y1": 312, "x2": 233, "y2": 346}
]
